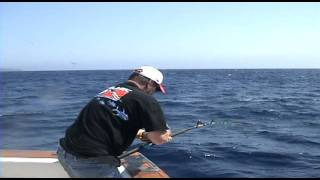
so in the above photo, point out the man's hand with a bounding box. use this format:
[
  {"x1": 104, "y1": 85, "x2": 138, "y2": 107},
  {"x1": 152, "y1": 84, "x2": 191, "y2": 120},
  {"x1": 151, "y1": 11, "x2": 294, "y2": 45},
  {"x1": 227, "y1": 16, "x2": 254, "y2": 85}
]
[
  {"x1": 137, "y1": 129, "x2": 173, "y2": 145},
  {"x1": 162, "y1": 129, "x2": 172, "y2": 143},
  {"x1": 146, "y1": 129, "x2": 173, "y2": 145}
]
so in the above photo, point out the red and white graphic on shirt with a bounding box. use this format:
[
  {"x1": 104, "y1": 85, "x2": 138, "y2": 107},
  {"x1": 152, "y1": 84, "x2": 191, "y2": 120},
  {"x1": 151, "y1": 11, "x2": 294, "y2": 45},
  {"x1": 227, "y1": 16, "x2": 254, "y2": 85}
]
[{"x1": 98, "y1": 86, "x2": 132, "y2": 101}]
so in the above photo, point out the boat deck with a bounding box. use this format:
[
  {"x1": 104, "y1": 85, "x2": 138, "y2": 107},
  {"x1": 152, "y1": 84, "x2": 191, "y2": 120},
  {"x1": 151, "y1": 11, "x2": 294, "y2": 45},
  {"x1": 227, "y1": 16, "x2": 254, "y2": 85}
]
[{"x1": 0, "y1": 149, "x2": 169, "y2": 178}]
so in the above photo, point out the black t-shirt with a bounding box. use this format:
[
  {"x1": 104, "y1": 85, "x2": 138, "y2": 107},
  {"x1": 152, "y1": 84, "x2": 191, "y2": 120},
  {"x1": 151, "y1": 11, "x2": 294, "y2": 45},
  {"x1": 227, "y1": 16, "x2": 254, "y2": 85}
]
[{"x1": 60, "y1": 81, "x2": 169, "y2": 158}]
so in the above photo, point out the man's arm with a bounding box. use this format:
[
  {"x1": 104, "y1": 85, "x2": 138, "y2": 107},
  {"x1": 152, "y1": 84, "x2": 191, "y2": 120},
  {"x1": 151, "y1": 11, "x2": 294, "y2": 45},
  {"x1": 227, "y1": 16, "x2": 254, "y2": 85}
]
[{"x1": 137, "y1": 129, "x2": 172, "y2": 145}]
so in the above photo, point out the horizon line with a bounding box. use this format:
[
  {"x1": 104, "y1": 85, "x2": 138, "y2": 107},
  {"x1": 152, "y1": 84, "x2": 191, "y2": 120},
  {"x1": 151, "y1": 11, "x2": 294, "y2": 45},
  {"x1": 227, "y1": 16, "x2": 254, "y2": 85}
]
[{"x1": 1, "y1": 67, "x2": 320, "y2": 72}]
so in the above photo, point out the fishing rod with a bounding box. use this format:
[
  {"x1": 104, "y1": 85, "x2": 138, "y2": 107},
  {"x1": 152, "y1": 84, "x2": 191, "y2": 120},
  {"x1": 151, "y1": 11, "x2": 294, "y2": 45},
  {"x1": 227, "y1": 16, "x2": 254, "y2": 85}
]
[{"x1": 117, "y1": 119, "x2": 214, "y2": 159}]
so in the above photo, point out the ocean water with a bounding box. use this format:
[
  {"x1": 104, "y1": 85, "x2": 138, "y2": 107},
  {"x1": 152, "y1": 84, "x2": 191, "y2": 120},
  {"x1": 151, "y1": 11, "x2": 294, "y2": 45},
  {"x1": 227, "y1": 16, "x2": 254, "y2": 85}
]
[{"x1": 1, "y1": 69, "x2": 320, "y2": 177}]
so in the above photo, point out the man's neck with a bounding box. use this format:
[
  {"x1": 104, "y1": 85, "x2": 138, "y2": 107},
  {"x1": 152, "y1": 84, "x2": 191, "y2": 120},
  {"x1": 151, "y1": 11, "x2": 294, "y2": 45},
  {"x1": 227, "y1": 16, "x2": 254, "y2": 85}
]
[{"x1": 127, "y1": 80, "x2": 143, "y2": 90}]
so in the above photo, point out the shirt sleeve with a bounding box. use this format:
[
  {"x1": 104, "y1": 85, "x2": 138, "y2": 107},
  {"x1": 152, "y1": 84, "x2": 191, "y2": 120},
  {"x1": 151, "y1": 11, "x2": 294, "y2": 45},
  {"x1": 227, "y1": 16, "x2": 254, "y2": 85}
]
[{"x1": 140, "y1": 96, "x2": 168, "y2": 132}]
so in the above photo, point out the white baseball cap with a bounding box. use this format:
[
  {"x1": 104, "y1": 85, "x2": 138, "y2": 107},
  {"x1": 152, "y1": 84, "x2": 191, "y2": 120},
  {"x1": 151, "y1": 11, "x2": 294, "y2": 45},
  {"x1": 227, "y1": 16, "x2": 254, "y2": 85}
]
[{"x1": 134, "y1": 66, "x2": 166, "y2": 94}]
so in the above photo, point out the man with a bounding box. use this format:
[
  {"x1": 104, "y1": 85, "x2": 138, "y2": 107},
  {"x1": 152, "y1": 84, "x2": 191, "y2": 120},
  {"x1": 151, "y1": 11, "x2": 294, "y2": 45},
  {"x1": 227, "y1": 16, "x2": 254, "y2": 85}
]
[{"x1": 57, "y1": 66, "x2": 172, "y2": 178}]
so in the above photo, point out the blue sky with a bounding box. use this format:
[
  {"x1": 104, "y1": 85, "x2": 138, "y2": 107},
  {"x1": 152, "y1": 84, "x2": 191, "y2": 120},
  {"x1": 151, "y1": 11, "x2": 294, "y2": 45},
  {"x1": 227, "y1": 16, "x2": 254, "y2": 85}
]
[{"x1": 1, "y1": 2, "x2": 320, "y2": 70}]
